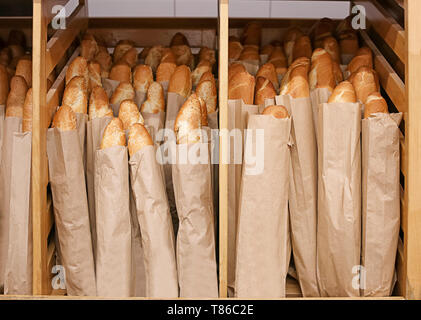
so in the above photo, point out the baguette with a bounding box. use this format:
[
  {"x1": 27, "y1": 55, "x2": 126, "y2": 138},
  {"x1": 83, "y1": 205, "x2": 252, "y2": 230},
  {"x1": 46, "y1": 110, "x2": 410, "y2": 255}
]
[
  {"x1": 255, "y1": 76, "x2": 276, "y2": 105},
  {"x1": 51, "y1": 105, "x2": 77, "y2": 131},
  {"x1": 309, "y1": 48, "x2": 335, "y2": 92},
  {"x1": 15, "y1": 57, "x2": 32, "y2": 87},
  {"x1": 260, "y1": 44, "x2": 274, "y2": 57},
  {"x1": 268, "y1": 46, "x2": 288, "y2": 76},
  {"x1": 256, "y1": 62, "x2": 279, "y2": 91},
  {"x1": 284, "y1": 27, "x2": 304, "y2": 65},
  {"x1": 327, "y1": 81, "x2": 356, "y2": 103},
  {"x1": 66, "y1": 56, "x2": 89, "y2": 87},
  {"x1": 81, "y1": 38, "x2": 98, "y2": 61},
  {"x1": 196, "y1": 79, "x2": 217, "y2": 114},
  {"x1": 145, "y1": 45, "x2": 163, "y2": 73},
  {"x1": 228, "y1": 63, "x2": 247, "y2": 81},
  {"x1": 170, "y1": 32, "x2": 189, "y2": 47},
  {"x1": 198, "y1": 96, "x2": 208, "y2": 127},
  {"x1": 128, "y1": 123, "x2": 153, "y2": 156},
  {"x1": 156, "y1": 62, "x2": 176, "y2": 83},
  {"x1": 62, "y1": 76, "x2": 88, "y2": 114},
  {"x1": 199, "y1": 71, "x2": 215, "y2": 85},
  {"x1": 199, "y1": 47, "x2": 216, "y2": 65},
  {"x1": 109, "y1": 62, "x2": 132, "y2": 83},
  {"x1": 338, "y1": 31, "x2": 359, "y2": 59},
  {"x1": 292, "y1": 35, "x2": 312, "y2": 62},
  {"x1": 174, "y1": 93, "x2": 202, "y2": 144},
  {"x1": 192, "y1": 60, "x2": 212, "y2": 87},
  {"x1": 133, "y1": 64, "x2": 153, "y2": 94},
  {"x1": 118, "y1": 99, "x2": 144, "y2": 130},
  {"x1": 118, "y1": 47, "x2": 138, "y2": 68},
  {"x1": 22, "y1": 88, "x2": 33, "y2": 132},
  {"x1": 350, "y1": 66, "x2": 380, "y2": 103},
  {"x1": 229, "y1": 40, "x2": 243, "y2": 60},
  {"x1": 168, "y1": 65, "x2": 192, "y2": 98},
  {"x1": 228, "y1": 71, "x2": 255, "y2": 104},
  {"x1": 364, "y1": 92, "x2": 389, "y2": 118},
  {"x1": 113, "y1": 40, "x2": 135, "y2": 63},
  {"x1": 322, "y1": 36, "x2": 340, "y2": 63},
  {"x1": 140, "y1": 81, "x2": 165, "y2": 114},
  {"x1": 88, "y1": 61, "x2": 102, "y2": 90},
  {"x1": 94, "y1": 46, "x2": 112, "y2": 78},
  {"x1": 161, "y1": 48, "x2": 177, "y2": 64},
  {"x1": 241, "y1": 21, "x2": 262, "y2": 46},
  {"x1": 239, "y1": 46, "x2": 260, "y2": 62},
  {"x1": 89, "y1": 86, "x2": 113, "y2": 120},
  {"x1": 171, "y1": 44, "x2": 194, "y2": 69},
  {"x1": 110, "y1": 81, "x2": 135, "y2": 106},
  {"x1": 100, "y1": 117, "x2": 126, "y2": 149},
  {"x1": 5, "y1": 75, "x2": 28, "y2": 118},
  {"x1": 347, "y1": 47, "x2": 373, "y2": 74},
  {"x1": 262, "y1": 105, "x2": 289, "y2": 119},
  {"x1": 332, "y1": 61, "x2": 344, "y2": 85},
  {"x1": 0, "y1": 64, "x2": 9, "y2": 105}
]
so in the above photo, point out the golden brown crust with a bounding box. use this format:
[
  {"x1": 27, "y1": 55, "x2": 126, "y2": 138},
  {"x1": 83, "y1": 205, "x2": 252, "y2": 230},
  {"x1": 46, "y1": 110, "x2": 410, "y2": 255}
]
[
  {"x1": 268, "y1": 46, "x2": 287, "y2": 72},
  {"x1": 15, "y1": 57, "x2": 32, "y2": 87},
  {"x1": 22, "y1": 88, "x2": 33, "y2": 132},
  {"x1": 192, "y1": 60, "x2": 213, "y2": 87},
  {"x1": 260, "y1": 44, "x2": 274, "y2": 56},
  {"x1": 81, "y1": 38, "x2": 98, "y2": 61},
  {"x1": 364, "y1": 92, "x2": 389, "y2": 118},
  {"x1": 89, "y1": 86, "x2": 113, "y2": 120},
  {"x1": 174, "y1": 93, "x2": 202, "y2": 144},
  {"x1": 327, "y1": 81, "x2": 356, "y2": 103},
  {"x1": 309, "y1": 48, "x2": 335, "y2": 92},
  {"x1": 196, "y1": 79, "x2": 217, "y2": 114},
  {"x1": 255, "y1": 76, "x2": 276, "y2": 105},
  {"x1": 284, "y1": 27, "x2": 304, "y2": 64},
  {"x1": 133, "y1": 64, "x2": 153, "y2": 93},
  {"x1": 118, "y1": 47, "x2": 138, "y2": 68},
  {"x1": 241, "y1": 21, "x2": 262, "y2": 46},
  {"x1": 262, "y1": 105, "x2": 289, "y2": 119},
  {"x1": 109, "y1": 62, "x2": 132, "y2": 83},
  {"x1": 110, "y1": 81, "x2": 135, "y2": 105},
  {"x1": 350, "y1": 66, "x2": 380, "y2": 103},
  {"x1": 100, "y1": 117, "x2": 126, "y2": 149},
  {"x1": 113, "y1": 40, "x2": 135, "y2": 63},
  {"x1": 0, "y1": 64, "x2": 9, "y2": 105},
  {"x1": 322, "y1": 36, "x2": 340, "y2": 63},
  {"x1": 161, "y1": 48, "x2": 177, "y2": 64},
  {"x1": 128, "y1": 123, "x2": 153, "y2": 156},
  {"x1": 62, "y1": 76, "x2": 88, "y2": 114},
  {"x1": 199, "y1": 47, "x2": 216, "y2": 65},
  {"x1": 94, "y1": 47, "x2": 112, "y2": 77},
  {"x1": 228, "y1": 71, "x2": 255, "y2": 104},
  {"x1": 256, "y1": 62, "x2": 279, "y2": 91},
  {"x1": 292, "y1": 36, "x2": 312, "y2": 62},
  {"x1": 140, "y1": 47, "x2": 151, "y2": 60},
  {"x1": 118, "y1": 99, "x2": 144, "y2": 130},
  {"x1": 198, "y1": 96, "x2": 208, "y2": 127},
  {"x1": 168, "y1": 65, "x2": 192, "y2": 98},
  {"x1": 170, "y1": 32, "x2": 189, "y2": 47},
  {"x1": 5, "y1": 75, "x2": 28, "y2": 118},
  {"x1": 229, "y1": 40, "x2": 243, "y2": 60},
  {"x1": 171, "y1": 45, "x2": 194, "y2": 69},
  {"x1": 145, "y1": 45, "x2": 163, "y2": 73},
  {"x1": 140, "y1": 81, "x2": 165, "y2": 113},
  {"x1": 66, "y1": 56, "x2": 89, "y2": 88},
  {"x1": 311, "y1": 18, "x2": 335, "y2": 41},
  {"x1": 228, "y1": 63, "x2": 247, "y2": 81},
  {"x1": 239, "y1": 46, "x2": 260, "y2": 62},
  {"x1": 332, "y1": 61, "x2": 343, "y2": 85},
  {"x1": 88, "y1": 61, "x2": 102, "y2": 91},
  {"x1": 347, "y1": 48, "x2": 373, "y2": 74},
  {"x1": 198, "y1": 71, "x2": 215, "y2": 85},
  {"x1": 52, "y1": 105, "x2": 77, "y2": 131},
  {"x1": 156, "y1": 62, "x2": 177, "y2": 83}
]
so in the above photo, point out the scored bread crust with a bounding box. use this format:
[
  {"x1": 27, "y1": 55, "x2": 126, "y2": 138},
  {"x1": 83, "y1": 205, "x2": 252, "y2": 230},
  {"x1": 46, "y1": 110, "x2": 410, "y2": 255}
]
[
  {"x1": 133, "y1": 64, "x2": 153, "y2": 93},
  {"x1": 118, "y1": 47, "x2": 138, "y2": 68},
  {"x1": 262, "y1": 105, "x2": 289, "y2": 119},
  {"x1": 192, "y1": 60, "x2": 213, "y2": 87},
  {"x1": 350, "y1": 66, "x2": 380, "y2": 103},
  {"x1": 22, "y1": 88, "x2": 33, "y2": 132},
  {"x1": 118, "y1": 99, "x2": 144, "y2": 130},
  {"x1": 174, "y1": 93, "x2": 202, "y2": 144},
  {"x1": 100, "y1": 117, "x2": 126, "y2": 149},
  {"x1": 88, "y1": 60, "x2": 102, "y2": 91},
  {"x1": 364, "y1": 92, "x2": 389, "y2": 118},
  {"x1": 327, "y1": 80, "x2": 357, "y2": 103},
  {"x1": 256, "y1": 62, "x2": 279, "y2": 90},
  {"x1": 292, "y1": 35, "x2": 312, "y2": 62},
  {"x1": 228, "y1": 63, "x2": 246, "y2": 82},
  {"x1": 128, "y1": 123, "x2": 153, "y2": 156},
  {"x1": 145, "y1": 45, "x2": 163, "y2": 73},
  {"x1": 228, "y1": 71, "x2": 255, "y2": 104},
  {"x1": 255, "y1": 76, "x2": 276, "y2": 105},
  {"x1": 113, "y1": 40, "x2": 135, "y2": 63},
  {"x1": 89, "y1": 86, "x2": 113, "y2": 120},
  {"x1": 322, "y1": 36, "x2": 341, "y2": 63},
  {"x1": 81, "y1": 38, "x2": 98, "y2": 61},
  {"x1": 52, "y1": 105, "x2": 77, "y2": 131},
  {"x1": 140, "y1": 81, "x2": 165, "y2": 114},
  {"x1": 156, "y1": 62, "x2": 176, "y2": 83},
  {"x1": 110, "y1": 81, "x2": 135, "y2": 105},
  {"x1": 6, "y1": 75, "x2": 29, "y2": 118},
  {"x1": 309, "y1": 48, "x2": 335, "y2": 92},
  {"x1": 196, "y1": 79, "x2": 217, "y2": 114},
  {"x1": 15, "y1": 57, "x2": 32, "y2": 87},
  {"x1": 109, "y1": 62, "x2": 132, "y2": 83},
  {"x1": 168, "y1": 65, "x2": 192, "y2": 98},
  {"x1": 62, "y1": 76, "x2": 88, "y2": 114},
  {"x1": 229, "y1": 40, "x2": 243, "y2": 60}
]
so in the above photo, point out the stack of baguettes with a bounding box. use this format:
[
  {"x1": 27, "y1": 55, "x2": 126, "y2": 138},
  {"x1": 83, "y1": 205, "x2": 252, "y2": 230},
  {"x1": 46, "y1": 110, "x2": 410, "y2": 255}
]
[
  {"x1": 44, "y1": 31, "x2": 218, "y2": 298},
  {"x1": 0, "y1": 30, "x2": 37, "y2": 296},
  {"x1": 232, "y1": 17, "x2": 401, "y2": 299}
]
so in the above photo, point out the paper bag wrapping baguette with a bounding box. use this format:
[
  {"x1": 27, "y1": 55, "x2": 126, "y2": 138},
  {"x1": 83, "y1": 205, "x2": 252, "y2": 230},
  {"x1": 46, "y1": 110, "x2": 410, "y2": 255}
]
[
  {"x1": 361, "y1": 112, "x2": 402, "y2": 297},
  {"x1": 4, "y1": 131, "x2": 32, "y2": 294},
  {"x1": 142, "y1": 111, "x2": 165, "y2": 143},
  {"x1": 172, "y1": 144, "x2": 218, "y2": 298},
  {"x1": 317, "y1": 101, "x2": 361, "y2": 297},
  {"x1": 129, "y1": 145, "x2": 178, "y2": 298},
  {"x1": 102, "y1": 78, "x2": 120, "y2": 99},
  {"x1": 76, "y1": 113, "x2": 88, "y2": 169},
  {"x1": 46, "y1": 124, "x2": 96, "y2": 296},
  {"x1": 235, "y1": 114, "x2": 291, "y2": 298},
  {"x1": 0, "y1": 116, "x2": 22, "y2": 290},
  {"x1": 94, "y1": 144, "x2": 132, "y2": 297},
  {"x1": 275, "y1": 94, "x2": 319, "y2": 297},
  {"x1": 310, "y1": 87, "x2": 331, "y2": 143}
]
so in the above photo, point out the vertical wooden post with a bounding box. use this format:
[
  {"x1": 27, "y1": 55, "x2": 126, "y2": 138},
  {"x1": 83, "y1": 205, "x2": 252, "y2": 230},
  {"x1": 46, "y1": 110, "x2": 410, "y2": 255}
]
[
  {"x1": 218, "y1": 0, "x2": 229, "y2": 298},
  {"x1": 32, "y1": 0, "x2": 49, "y2": 295},
  {"x1": 405, "y1": 0, "x2": 421, "y2": 300}
]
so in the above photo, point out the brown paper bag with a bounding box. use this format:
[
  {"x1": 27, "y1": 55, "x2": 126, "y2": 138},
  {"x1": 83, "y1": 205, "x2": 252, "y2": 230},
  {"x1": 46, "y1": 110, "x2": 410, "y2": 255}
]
[
  {"x1": 4, "y1": 132, "x2": 32, "y2": 294},
  {"x1": 235, "y1": 115, "x2": 291, "y2": 298},
  {"x1": 76, "y1": 113, "x2": 88, "y2": 170},
  {"x1": 361, "y1": 113, "x2": 402, "y2": 297},
  {"x1": 135, "y1": 91, "x2": 146, "y2": 107},
  {"x1": 94, "y1": 146, "x2": 132, "y2": 297},
  {"x1": 129, "y1": 145, "x2": 179, "y2": 298},
  {"x1": 239, "y1": 60, "x2": 260, "y2": 76},
  {"x1": 226, "y1": 99, "x2": 259, "y2": 296},
  {"x1": 102, "y1": 78, "x2": 120, "y2": 100},
  {"x1": 142, "y1": 111, "x2": 165, "y2": 143},
  {"x1": 276, "y1": 94, "x2": 319, "y2": 297},
  {"x1": 163, "y1": 92, "x2": 186, "y2": 236},
  {"x1": 46, "y1": 128, "x2": 96, "y2": 296},
  {"x1": 159, "y1": 81, "x2": 169, "y2": 100},
  {"x1": 310, "y1": 88, "x2": 331, "y2": 143},
  {"x1": 172, "y1": 143, "x2": 218, "y2": 298},
  {"x1": 317, "y1": 101, "x2": 361, "y2": 297},
  {"x1": 0, "y1": 117, "x2": 22, "y2": 290},
  {"x1": 86, "y1": 116, "x2": 112, "y2": 264},
  {"x1": 0, "y1": 105, "x2": 4, "y2": 161}
]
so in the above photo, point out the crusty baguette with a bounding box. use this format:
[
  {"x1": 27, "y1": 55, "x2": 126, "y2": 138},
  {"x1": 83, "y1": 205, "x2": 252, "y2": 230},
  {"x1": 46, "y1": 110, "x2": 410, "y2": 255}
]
[
  {"x1": 145, "y1": 45, "x2": 163, "y2": 73},
  {"x1": 364, "y1": 92, "x2": 389, "y2": 118},
  {"x1": 327, "y1": 81, "x2": 356, "y2": 103},
  {"x1": 5, "y1": 75, "x2": 28, "y2": 118},
  {"x1": 62, "y1": 76, "x2": 88, "y2": 114},
  {"x1": 100, "y1": 117, "x2": 126, "y2": 149},
  {"x1": 113, "y1": 40, "x2": 135, "y2": 63},
  {"x1": 0, "y1": 64, "x2": 9, "y2": 105},
  {"x1": 228, "y1": 63, "x2": 246, "y2": 81},
  {"x1": 199, "y1": 47, "x2": 216, "y2": 65},
  {"x1": 350, "y1": 66, "x2": 380, "y2": 103},
  {"x1": 256, "y1": 62, "x2": 279, "y2": 91},
  {"x1": 171, "y1": 44, "x2": 194, "y2": 69},
  {"x1": 196, "y1": 79, "x2": 217, "y2": 114},
  {"x1": 292, "y1": 35, "x2": 312, "y2": 62},
  {"x1": 52, "y1": 105, "x2": 77, "y2": 131},
  {"x1": 89, "y1": 86, "x2": 113, "y2": 120},
  {"x1": 128, "y1": 122, "x2": 153, "y2": 156},
  {"x1": 322, "y1": 36, "x2": 340, "y2": 63},
  {"x1": 309, "y1": 48, "x2": 335, "y2": 92},
  {"x1": 15, "y1": 57, "x2": 32, "y2": 87},
  {"x1": 255, "y1": 76, "x2": 276, "y2": 105},
  {"x1": 192, "y1": 60, "x2": 213, "y2": 87},
  {"x1": 156, "y1": 62, "x2": 176, "y2": 83},
  {"x1": 88, "y1": 60, "x2": 102, "y2": 91},
  {"x1": 133, "y1": 64, "x2": 153, "y2": 93},
  {"x1": 284, "y1": 27, "x2": 304, "y2": 65},
  {"x1": 110, "y1": 81, "x2": 135, "y2": 106},
  {"x1": 118, "y1": 99, "x2": 144, "y2": 130},
  {"x1": 81, "y1": 38, "x2": 98, "y2": 61},
  {"x1": 109, "y1": 62, "x2": 132, "y2": 83},
  {"x1": 347, "y1": 47, "x2": 373, "y2": 74},
  {"x1": 170, "y1": 32, "x2": 189, "y2": 47},
  {"x1": 168, "y1": 65, "x2": 192, "y2": 98},
  {"x1": 241, "y1": 21, "x2": 262, "y2": 46},
  {"x1": 140, "y1": 81, "x2": 165, "y2": 114},
  {"x1": 262, "y1": 105, "x2": 289, "y2": 119},
  {"x1": 229, "y1": 40, "x2": 243, "y2": 60},
  {"x1": 66, "y1": 56, "x2": 89, "y2": 88},
  {"x1": 22, "y1": 88, "x2": 33, "y2": 132},
  {"x1": 228, "y1": 71, "x2": 255, "y2": 104},
  {"x1": 94, "y1": 46, "x2": 112, "y2": 78},
  {"x1": 174, "y1": 93, "x2": 202, "y2": 144}
]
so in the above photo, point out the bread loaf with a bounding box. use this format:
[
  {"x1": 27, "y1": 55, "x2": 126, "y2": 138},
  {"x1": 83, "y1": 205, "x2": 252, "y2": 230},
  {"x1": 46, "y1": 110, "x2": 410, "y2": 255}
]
[
  {"x1": 118, "y1": 99, "x2": 144, "y2": 130},
  {"x1": 100, "y1": 117, "x2": 126, "y2": 149},
  {"x1": 52, "y1": 105, "x2": 77, "y2": 131},
  {"x1": 109, "y1": 62, "x2": 132, "y2": 83},
  {"x1": 256, "y1": 62, "x2": 279, "y2": 91},
  {"x1": 196, "y1": 79, "x2": 217, "y2": 114},
  {"x1": 168, "y1": 65, "x2": 192, "y2": 98},
  {"x1": 284, "y1": 27, "x2": 304, "y2": 65},
  {"x1": 292, "y1": 35, "x2": 312, "y2": 62},
  {"x1": 241, "y1": 21, "x2": 262, "y2": 46},
  {"x1": 110, "y1": 81, "x2": 135, "y2": 106},
  {"x1": 255, "y1": 76, "x2": 276, "y2": 105},
  {"x1": 133, "y1": 64, "x2": 153, "y2": 93},
  {"x1": 66, "y1": 56, "x2": 89, "y2": 87},
  {"x1": 327, "y1": 81, "x2": 356, "y2": 103},
  {"x1": 140, "y1": 81, "x2": 165, "y2": 113},
  {"x1": 228, "y1": 71, "x2": 255, "y2": 104},
  {"x1": 113, "y1": 39, "x2": 135, "y2": 63},
  {"x1": 192, "y1": 60, "x2": 212, "y2": 87},
  {"x1": 228, "y1": 63, "x2": 247, "y2": 81},
  {"x1": 364, "y1": 92, "x2": 389, "y2": 118},
  {"x1": 89, "y1": 86, "x2": 113, "y2": 120},
  {"x1": 338, "y1": 31, "x2": 359, "y2": 59},
  {"x1": 81, "y1": 38, "x2": 98, "y2": 61},
  {"x1": 118, "y1": 47, "x2": 138, "y2": 68},
  {"x1": 144, "y1": 45, "x2": 163, "y2": 73},
  {"x1": 62, "y1": 76, "x2": 88, "y2": 114},
  {"x1": 8, "y1": 44, "x2": 24, "y2": 61},
  {"x1": 309, "y1": 48, "x2": 335, "y2": 92},
  {"x1": 280, "y1": 58, "x2": 310, "y2": 98},
  {"x1": 161, "y1": 48, "x2": 177, "y2": 64},
  {"x1": 198, "y1": 96, "x2": 208, "y2": 127},
  {"x1": 350, "y1": 66, "x2": 380, "y2": 103},
  {"x1": 229, "y1": 40, "x2": 243, "y2": 60},
  {"x1": 347, "y1": 47, "x2": 373, "y2": 74},
  {"x1": 0, "y1": 47, "x2": 11, "y2": 67},
  {"x1": 174, "y1": 93, "x2": 202, "y2": 144},
  {"x1": 322, "y1": 36, "x2": 340, "y2": 63},
  {"x1": 260, "y1": 44, "x2": 274, "y2": 57},
  {"x1": 94, "y1": 46, "x2": 112, "y2": 78},
  {"x1": 5, "y1": 75, "x2": 28, "y2": 117},
  {"x1": 239, "y1": 46, "x2": 260, "y2": 62},
  {"x1": 22, "y1": 88, "x2": 33, "y2": 132},
  {"x1": 199, "y1": 47, "x2": 216, "y2": 65},
  {"x1": 262, "y1": 105, "x2": 289, "y2": 119},
  {"x1": 0, "y1": 64, "x2": 9, "y2": 105},
  {"x1": 332, "y1": 61, "x2": 344, "y2": 84},
  {"x1": 15, "y1": 57, "x2": 32, "y2": 87},
  {"x1": 199, "y1": 71, "x2": 215, "y2": 85},
  {"x1": 268, "y1": 46, "x2": 288, "y2": 76},
  {"x1": 156, "y1": 62, "x2": 176, "y2": 83},
  {"x1": 128, "y1": 123, "x2": 153, "y2": 156},
  {"x1": 88, "y1": 61, "x2": 102, "y2": 90},
  {"x1": 140, "y1": 47, "x2": 151, "y2": 60},
  {"x1": 171, "y1": 45, "x2": 194, "y2": 69},
  {"x1": 170, "y1": 32, "x2": 189, "y2": 47}
]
